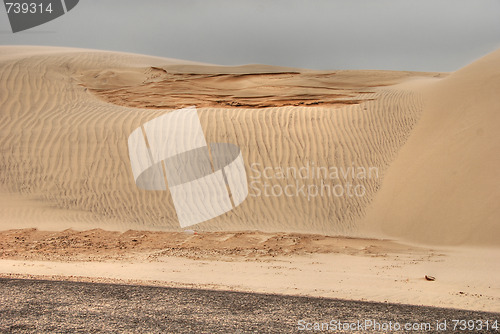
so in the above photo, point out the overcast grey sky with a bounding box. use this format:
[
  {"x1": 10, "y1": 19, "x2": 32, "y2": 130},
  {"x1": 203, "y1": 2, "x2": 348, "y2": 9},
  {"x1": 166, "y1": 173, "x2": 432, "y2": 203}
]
[{"x1": 1, "y1": 0, "x2": 500, "y2": 71}]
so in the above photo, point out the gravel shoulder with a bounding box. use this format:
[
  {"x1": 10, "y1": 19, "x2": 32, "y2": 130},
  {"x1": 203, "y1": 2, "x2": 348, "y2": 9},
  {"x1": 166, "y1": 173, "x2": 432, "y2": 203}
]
[{"x1": 0, "y1": 278, "x2": 498, "y2": 333}]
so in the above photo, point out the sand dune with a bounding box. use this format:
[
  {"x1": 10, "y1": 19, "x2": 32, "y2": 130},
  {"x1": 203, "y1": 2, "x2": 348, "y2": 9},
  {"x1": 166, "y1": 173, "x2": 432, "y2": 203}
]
[
  {"x1": 0, "y1": 46, "x2": 498, "y2": 247},
  {"x1": 1, "y1": 46, "x2": 499, "y2": 313},
  {"x1": 363, "y1": 50, "x2": 500, "y2": 246}
]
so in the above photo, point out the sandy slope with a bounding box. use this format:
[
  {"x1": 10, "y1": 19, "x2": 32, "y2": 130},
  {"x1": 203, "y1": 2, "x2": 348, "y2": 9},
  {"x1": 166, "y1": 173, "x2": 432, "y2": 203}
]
[
  {"x1": 363, "y1": 50, "x2": 500, "y2": 246},
  {"x1": 0, "y1": 45, "x2": 436, "y2": 236},
  {"x1": 0, "y1": 46, "x2": 498, "y2": 243}
]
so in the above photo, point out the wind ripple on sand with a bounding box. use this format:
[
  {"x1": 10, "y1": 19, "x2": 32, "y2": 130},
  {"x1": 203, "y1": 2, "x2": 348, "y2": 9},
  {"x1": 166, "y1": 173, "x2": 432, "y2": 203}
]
[{"x1": 0, "y1": 47, "x2": 423, "y2": 234}]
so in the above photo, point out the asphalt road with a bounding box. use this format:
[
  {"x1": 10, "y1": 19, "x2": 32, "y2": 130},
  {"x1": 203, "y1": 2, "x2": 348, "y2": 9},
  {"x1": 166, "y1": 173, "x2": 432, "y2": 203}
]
[{"x1": 0, "y1": 278, "x2": 498, "y2": 333}]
